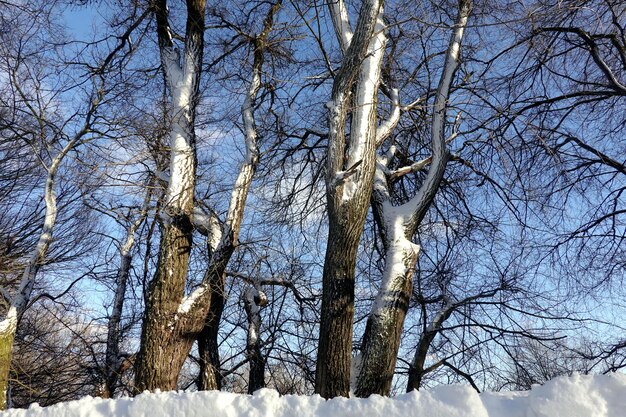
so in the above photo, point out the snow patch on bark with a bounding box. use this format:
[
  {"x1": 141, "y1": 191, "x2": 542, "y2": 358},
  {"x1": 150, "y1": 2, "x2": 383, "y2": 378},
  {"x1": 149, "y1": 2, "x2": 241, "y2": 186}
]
[
  {"x1": 329, "y1": 0, "x2": 353, "y2": 52},
  {"x1": 161, "y1": 41, "x2": 199, "y2": 214},
  {"x1": 342, "y1": 13, "x2": 386, "y2": 204},
  {"x1": 371, "y1": 202, "x2": 420, "y2": 317},
  {"x1": 244, "y1": 287, "x2": 265, "y2": 347},
  {"x1": 0, "y1": 307, "x2": 17, "y2": 334},
  {"x1": 177, "y1": 284, "x2": 208, "y2": 315},
  {"x1": 191, "y1": 206, "x2": 222, "y2": 251}
]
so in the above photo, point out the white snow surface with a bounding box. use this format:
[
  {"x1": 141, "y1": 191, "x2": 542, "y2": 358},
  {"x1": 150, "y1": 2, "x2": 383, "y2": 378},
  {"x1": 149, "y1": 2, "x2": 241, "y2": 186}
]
[{"x1": 6, "y1": 374, "x2": 626, "y2": 417}]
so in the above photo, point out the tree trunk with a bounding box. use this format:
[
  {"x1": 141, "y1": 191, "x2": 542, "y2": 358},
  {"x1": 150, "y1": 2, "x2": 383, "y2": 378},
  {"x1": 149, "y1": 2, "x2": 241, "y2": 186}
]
[
  {"x1": 244, "y1": 286, "x2": 267, "y2": 394},
  {"x1": 247, "y1": 344, "x2": 265, "y2": 394},
  {"x1": 353, "y1": 0, "x2": 471, "y2": 397},
  {"x1": 195, "y1": 1, "x2": 279, "y2": 391},
  {"x1": 315, "y1": 0, "x2": 384, "y2": 398},
  {"x1": 102, "y1": 252, "x2": 131, "y2": 398},
  {"x1": 103, "y1": 187, "x2": 151, "y2": 398},
  {"x1": 406, "y1": 364, "x2": 424, "y2": 392},
  {"x1": 315, "y1": 219, "x2": 362, "y2": 398},
  {"x1": 354, "y1": 233, "x2": 418, "y2": 396},
  {"x1": 0, "y1": 112, "x2": 95, "y2": 407},
  {"x1": 406, "y1": 328, "x2": 439, "y2": 391},
  {"x1": 197, "y1": 269, "x2": 226, "y2": 391},
  {"x1": 0, "y1": 317, "x2": 16, "y2": 409},
  {"x1": 134, "y1": 219, "x2": 196, "y2": 391},
  {"x1": 134, "y1": 0, "x2": 206, "y2": 392}
]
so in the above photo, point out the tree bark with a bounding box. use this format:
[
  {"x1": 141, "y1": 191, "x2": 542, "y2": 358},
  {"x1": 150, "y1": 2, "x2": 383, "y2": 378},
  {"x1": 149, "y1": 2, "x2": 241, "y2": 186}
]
[
  {"x1": 195, "y1": 1, "x2": 280, "y2": 391},
  {"x1": 315, "y1": 0, "x2": 385, "y2": 398},
  {"x1": 354, "y1": 230, "x2": 418, "y2": 396},
  {"x1": 134, "y1": 0, "x2": 207, "y2": 392},
  {"x1": 243, "y1": 286, "x2": 267, "y2": 393},
  {"x1": 316, "y1": 220, "x2": 362, "y2": 397},
  {"x1": 134, "y1": 219, "x2": 197, "y2": 391},
  {"x1": 102, "y1": 251, "x2": 132, "y2": 398},
  {"x1": 102, "y1": 192, "x2": 153, "y2": 398},
  {"x1": 103, "y1": 191, "x2": 150, "y2": 398},
  {"x1": 197, "y1": 258, "x2": 229, "y2": 391},
  {"x1": 0, "y1": 318, "x2": 16, "y2": 409},
  {"x1": 354, "y1": 0, "x2": 471, "y2": 397}
]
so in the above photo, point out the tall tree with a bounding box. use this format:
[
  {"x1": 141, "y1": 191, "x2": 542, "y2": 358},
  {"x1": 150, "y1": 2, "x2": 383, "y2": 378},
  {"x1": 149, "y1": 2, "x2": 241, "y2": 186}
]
[
  {"x1": 315, "y1": 0, "x2": 386, "y2": 398},
  {"x1": 135, "y1": 0, "x2": 282, "y2": 391},
  {"x1": 102, "y1": 186, "x2": 151, "y2": 398},
  {"x1": 355, "y1": 0, "x2": 472, "y2": 397},
  {"x1": 0, "y1": 1, "x2": 141, "y2": 401},
  {"x1": 196, "y1": 0, "x2": 283, "y2": 390},
  {"x1": 133, "y1": 0, "x2": 207, "y2": 391}
]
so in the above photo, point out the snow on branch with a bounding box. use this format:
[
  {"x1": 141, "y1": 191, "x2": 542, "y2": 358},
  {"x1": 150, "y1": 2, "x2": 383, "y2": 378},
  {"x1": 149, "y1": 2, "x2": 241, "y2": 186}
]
[
  {"x1": 404, "y1": 0, "x2": 471, "y2": 227},
  {"x1": 191, "y1": 205, "x2": 223, "y2": 252},
  {"x1": 388, "y1": 156, "x2": 432, "y2": 180},
  {"x1": 177, "y1": 283, "x2": 209, "y2": 315},
  {"x1": 376, "y1": 87, "x2": 400, "y2": 147},
  {"x1": 331, "y1": 160, "x2": 363, "y2": 188},
  {"x1": 328, "y1": 0, "x2": 353, "y2": 53},
  {"x1": 223, "y1": 1, "x2": 280, "y2": 239}
]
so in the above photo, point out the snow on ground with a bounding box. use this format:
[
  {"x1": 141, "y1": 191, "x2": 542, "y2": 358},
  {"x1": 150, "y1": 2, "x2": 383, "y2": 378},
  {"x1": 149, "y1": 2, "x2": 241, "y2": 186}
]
[{"x1": 5, "y1": 373, "x2": 626, "y2": 417}]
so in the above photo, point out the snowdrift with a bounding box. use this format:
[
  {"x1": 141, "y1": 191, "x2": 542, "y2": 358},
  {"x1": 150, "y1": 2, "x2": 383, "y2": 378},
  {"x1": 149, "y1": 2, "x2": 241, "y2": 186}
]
[{"x1": 5, "y1": 373, "x2": 626, "y2": 417}]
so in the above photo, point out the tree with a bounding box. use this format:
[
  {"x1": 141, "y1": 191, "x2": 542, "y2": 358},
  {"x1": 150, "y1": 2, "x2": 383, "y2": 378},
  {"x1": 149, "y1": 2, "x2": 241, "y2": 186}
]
[
  {"x1": 354, "y1": 0, "x2": 472, "y2": 397},
  {"x1": 135, "y1": 0, "x2": 283, "y2": 392},
  {"x1": 101, "y1": 185, "x2": 151, "y2": 398},
  {"x1": 195, "y1": 1, "x2": 284, "y2": 390},
  {"x1": 0, "y1": 28, "x2": 107, "y2": 411},
  {"x1": 315, "y1": 0, "x2": 386, "y2": 398},
  {"x1": 133, "y1": 0, "x2": 208, "y2": 391}
]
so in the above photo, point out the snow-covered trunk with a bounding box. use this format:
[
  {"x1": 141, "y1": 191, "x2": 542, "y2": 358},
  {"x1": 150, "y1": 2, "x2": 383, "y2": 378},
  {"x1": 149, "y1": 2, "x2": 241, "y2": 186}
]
[
  {"x1": 0, "y1": 129, "x2": 81, "y2": 408},
  {"x1": 328, "y1": 0, "x2": 353, "y2": 52},
  {"x1": 355, "y1": 0, "x2": 471, "y2": 397},
  {"x1": 243, "y1": 286, "x2": 267, "y2": 394},
  {"x1": 354, "y1": 202, "x2": 420, "y2": 397},
  {"x1": 134, "y1": 0, "x2": 206, "y2": 392},
  {"x1": 103, "y1": 192, "x2": 150, "y2": 398},
  {"x1": 0, "y1": 311, "x2": 16, "y2": 409},
  {"x1": 316, "y1": 0, "x2": 385, "y2": 399},
  {"x1": 0, "y1": 217, "x2": 54, "y2": 408},
  {"x1": 195, "y1": 1, "x2": 280, "y2": 391}
]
